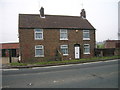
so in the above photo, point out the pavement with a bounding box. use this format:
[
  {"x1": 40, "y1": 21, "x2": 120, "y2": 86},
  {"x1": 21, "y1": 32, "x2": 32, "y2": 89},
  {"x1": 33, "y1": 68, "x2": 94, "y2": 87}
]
[
  {"x1": 2, "y1": 64, "x2": 11, "y2": 69},
  {"x1": 1, "y1": 57, "x2": 18, "y2": 69}
]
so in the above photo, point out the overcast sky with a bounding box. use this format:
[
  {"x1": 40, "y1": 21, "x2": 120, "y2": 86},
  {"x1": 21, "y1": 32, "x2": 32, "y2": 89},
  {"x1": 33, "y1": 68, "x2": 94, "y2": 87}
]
[{"x1": 0, "y1": 0, "x2": 119, "y2": 43}]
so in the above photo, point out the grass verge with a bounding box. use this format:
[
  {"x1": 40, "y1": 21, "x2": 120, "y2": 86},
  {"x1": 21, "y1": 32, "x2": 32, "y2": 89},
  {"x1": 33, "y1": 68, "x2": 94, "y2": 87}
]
[
  {"x1": 10, "y1": 55, "x2": 120, "y2": 66},
  {"x1": 10, "y1": 62, "x2": 27, "y2": 66}
]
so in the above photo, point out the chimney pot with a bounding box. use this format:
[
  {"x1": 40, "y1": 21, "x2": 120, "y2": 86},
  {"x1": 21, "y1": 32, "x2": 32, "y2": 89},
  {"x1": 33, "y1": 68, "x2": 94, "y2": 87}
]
[
  {"x1": 39, "y1": 7, "x2": 45, "y2": 18},
  {"x1": 80, "y1": 9, "x2": 86, "y2": 19}
]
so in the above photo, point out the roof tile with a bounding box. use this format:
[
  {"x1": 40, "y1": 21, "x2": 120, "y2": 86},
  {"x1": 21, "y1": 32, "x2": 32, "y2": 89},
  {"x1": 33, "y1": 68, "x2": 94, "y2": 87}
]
[{"x1": 19, "y1": 14, "x2": 95, "y2": 30}]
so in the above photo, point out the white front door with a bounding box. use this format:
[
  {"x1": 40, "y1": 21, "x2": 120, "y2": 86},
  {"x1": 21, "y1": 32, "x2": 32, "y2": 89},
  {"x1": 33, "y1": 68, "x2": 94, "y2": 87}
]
[{"x1": 75, "y1": 46, "x2": 80, "y2": 59}]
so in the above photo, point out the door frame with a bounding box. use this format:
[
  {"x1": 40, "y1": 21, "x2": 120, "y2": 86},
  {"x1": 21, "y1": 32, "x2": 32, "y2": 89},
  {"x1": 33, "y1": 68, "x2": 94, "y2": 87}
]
[{"x1": 74, "y1": 44, "x2": 80, "y2": 59}]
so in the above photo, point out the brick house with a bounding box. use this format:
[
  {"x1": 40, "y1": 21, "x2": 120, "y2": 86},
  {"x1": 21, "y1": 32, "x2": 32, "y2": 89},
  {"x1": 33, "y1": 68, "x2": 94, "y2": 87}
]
[
  {"x1": 95, "y1": 40, "x2": 120, "y2": 57},
  {"x1": 19, "y1": 7, "x2": 96, "y2": 63},
  {"x1": 104, "y1": 40, "x2": 120, "y2": 56},
  {"x1": 104, "y1": 40, "x2": 120, "y2": 48}
]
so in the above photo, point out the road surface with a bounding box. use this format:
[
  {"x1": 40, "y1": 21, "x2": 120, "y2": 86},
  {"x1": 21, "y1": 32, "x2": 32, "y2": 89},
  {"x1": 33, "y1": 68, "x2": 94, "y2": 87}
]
[{"x1": 2, "y1": 59, "x2": 119, "y2": 88}]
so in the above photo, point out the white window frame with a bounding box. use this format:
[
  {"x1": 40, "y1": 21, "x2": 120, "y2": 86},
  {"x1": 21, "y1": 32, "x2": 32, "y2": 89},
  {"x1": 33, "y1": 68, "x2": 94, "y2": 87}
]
[
  {"x1": 60, "y1": 29, "x2": 68, "y2": 40},
  {"x1": 34, "y1": 29, "x2": 43, "y2": 40},
  {"x1": 35, "y1": 45, "x2": 44, "y2": 57},
  {"x1": 60, "y1": 45, "x2": 68, "y2": 56},
  {"x1": 84, "y1": 44, "x2": 90, "y2": 54},
  {"x1": 83, "y1": 30, "x2": 90, "y2": 40}
]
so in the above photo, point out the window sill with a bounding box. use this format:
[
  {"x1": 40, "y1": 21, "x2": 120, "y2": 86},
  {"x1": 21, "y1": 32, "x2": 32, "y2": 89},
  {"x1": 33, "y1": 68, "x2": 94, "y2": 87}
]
[
  {"x1": 60, "y1": 39, "x2": 68, "y2": 40},
  {"x1": 84, "y1": 53, "x2": 90, "y2": 55},
  {"x1": 63, "y1": 54, "x2": 69, "y2": 56},
  {"x1": 83, "y1": 38, "x2": 90, "y2": 40},
  {"x1": 35, "y1": 55, "x2": 44, "y2": 57},
  {"x1": 35, "y1": 39, "x2": 44, "y2": 40}
]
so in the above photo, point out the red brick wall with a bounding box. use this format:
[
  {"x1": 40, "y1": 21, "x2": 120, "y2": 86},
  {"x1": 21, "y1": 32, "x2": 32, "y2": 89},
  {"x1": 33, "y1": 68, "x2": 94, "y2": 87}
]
[
  {"x1": 104, "y1": 40, "x2": 120, "y2": 48},
  {"x1": 19, "y1": 29, "x2": 95, "y2": 63},
  {"x1": 104, "y1": 41, "x2": 116, "y2": 48}
]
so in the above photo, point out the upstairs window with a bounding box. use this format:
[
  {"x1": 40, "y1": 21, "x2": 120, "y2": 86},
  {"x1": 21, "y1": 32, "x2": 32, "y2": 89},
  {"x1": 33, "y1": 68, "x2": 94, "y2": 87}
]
[
  {"x1": 35, "y1": 45, "x2": 44, "y2": 57},
  {"x1": 84, "y1": 44, "x2": 90, "y2": 54},
  {"x1": 83, "y1": 30, "x2": 90, "y2": 40},
  {"x1": 60, "y1": 45, "x2": 68, "y2": 56},
  {"x1": 34, "y1": 29, "x2": 43, "y2": 40},
  {"x1": 60, "y1": 29, "x2": 68, "y2": 40}
]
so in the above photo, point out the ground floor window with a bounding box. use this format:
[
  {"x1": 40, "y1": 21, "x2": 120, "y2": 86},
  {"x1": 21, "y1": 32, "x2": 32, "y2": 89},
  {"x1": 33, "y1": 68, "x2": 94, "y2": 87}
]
[
  {"x1": 2, "y1": 49, "x2": 18, "y2": 57},
  {"x1": 60, "y1": 45, "x2": 68, "y2": 56},
  {"x1": 2, "y1": 49, "x2": 6, "y2": 57},
  {"x1": 84, "y1": 44, "x2": 90, "y2": 54},
  {"x1": 35, "y1": 45, "x2": 44, "y2": 57},
  {"x1": 11, "y1": 49, "x2": 17, "y2": 57}
]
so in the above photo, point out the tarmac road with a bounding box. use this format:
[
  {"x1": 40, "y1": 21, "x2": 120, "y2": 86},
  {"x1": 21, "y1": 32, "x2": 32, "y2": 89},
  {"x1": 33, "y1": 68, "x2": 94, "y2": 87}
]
[{"x1": 2, "y1": 59, "x2": 119, "y2": 88}]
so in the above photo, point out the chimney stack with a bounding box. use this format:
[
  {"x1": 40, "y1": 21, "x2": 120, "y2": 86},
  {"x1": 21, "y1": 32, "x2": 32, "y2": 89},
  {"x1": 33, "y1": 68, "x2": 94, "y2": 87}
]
[
  {"x1": 39, "y1": 7, "x2": 45, "y2": 18},
  {"x1": 80, "y1": 9, "x2": 86, "y2": 19}
]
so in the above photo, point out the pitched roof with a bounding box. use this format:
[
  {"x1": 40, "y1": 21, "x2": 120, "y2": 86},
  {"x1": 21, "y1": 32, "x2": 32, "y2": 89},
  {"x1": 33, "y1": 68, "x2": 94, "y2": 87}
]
[
  {"x1": 0, "y1": 43, "x2": 19, "y2": 49},
  {"x1": 19, "y1": 14, "x2": 95, "y2": 30}
]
